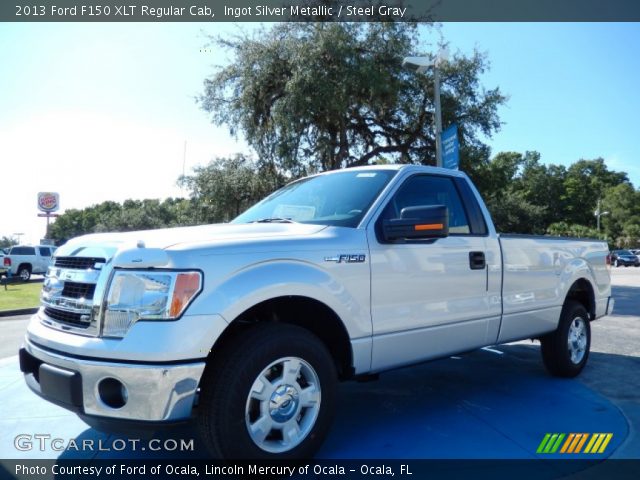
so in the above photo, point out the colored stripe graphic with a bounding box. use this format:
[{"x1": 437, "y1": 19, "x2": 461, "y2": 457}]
[
  {"x1": 537, "y1": 433, "x2": 551, "y2": 453},
  {"x1": 583, "y1": 434, "x2": 598, "y2": 453},
  {"x1": 539, "y1": 433, "x2": 612, "y2": 454},
  {"x1": 575, "y1": 433, "x2": 589, "y2": 453},
  {"x1": 568, "y1": 433, "x2": 584, "y2": 453},
  {"x1": 598, "y1": 433, "x2": 613, "y2": 453},
  {"x1": 588, "y1": 434, "x2": 607, "y2": 453},
  {"x1": 560, "y1": 433, "x2": 575, "y2": 453},
  {"x1": 544, "y1": 434, "x2": 559, "y2": 453},
  {"x1": 550, "y1": 433, "x2": 565, "y2": 453}
]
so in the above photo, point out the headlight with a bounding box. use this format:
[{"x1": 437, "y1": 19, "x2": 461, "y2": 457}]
[{"x1": 102, "y1": 270, "x2": 202, "y2": 338}]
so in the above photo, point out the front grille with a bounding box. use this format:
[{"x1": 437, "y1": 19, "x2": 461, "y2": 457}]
[
  {"x1": 54, "y1": 257, "x2": 105, "y2": 270},
  {"x1": 43, "y1": 307, "x2": 90, "y2": 328},
  {"x1": 61, "y1": 282, "x2": 96, "y2": 300}
]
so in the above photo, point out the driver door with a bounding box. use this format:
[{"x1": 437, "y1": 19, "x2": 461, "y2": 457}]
[{"x1": 367, "y1": 173, "x2": 502, "y2": 371}]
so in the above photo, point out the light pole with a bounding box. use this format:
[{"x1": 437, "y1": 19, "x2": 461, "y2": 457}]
[
  {"x1": 594, "y1": 199, "x2": 609, "y2": 233},
  {"x1": 13, "y1": 233, "x2": 24, "y2": 244},
  {"x1": 403, "y1": 49, "x2": 448, "y2": 168}
]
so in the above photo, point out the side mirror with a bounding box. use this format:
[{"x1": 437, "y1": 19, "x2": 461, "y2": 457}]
[{"x1": 382, "y1": 205, "x2": 449, "y2": 242}]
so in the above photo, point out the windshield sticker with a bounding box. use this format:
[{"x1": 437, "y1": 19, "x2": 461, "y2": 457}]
[
  {"x1": 273, "y1": 204, "x2": 316, "y2": 221},
  {"x1": 356, "y1": 173, "x2": 377, "y2": 178}
]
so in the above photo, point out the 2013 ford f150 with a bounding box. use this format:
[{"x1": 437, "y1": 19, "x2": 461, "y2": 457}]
[{"x1": 20, "y1": 165, "x2": 614, "y2": 459}]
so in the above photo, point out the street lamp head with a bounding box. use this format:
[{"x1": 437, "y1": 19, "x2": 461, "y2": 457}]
[{"x1": 402, "y1": 56, "x2": 433, "y2": 73}]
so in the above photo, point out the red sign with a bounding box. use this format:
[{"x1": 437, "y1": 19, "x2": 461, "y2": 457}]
[{"x1": 37, "y1": 192, "x2": 59, "y2": 212}]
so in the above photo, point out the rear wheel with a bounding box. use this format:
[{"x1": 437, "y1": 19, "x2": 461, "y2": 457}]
[
  {"x1": 540, "y1": 300, "x2": 590, "y2": 378},
  {"x1": 198, "y1": 323, "x2": 337, "y2": 459},
  {"x1": 17, "y1": 265, "x2": 31, "y2": 281}
]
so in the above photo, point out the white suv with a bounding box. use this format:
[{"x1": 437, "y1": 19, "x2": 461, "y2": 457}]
[{"x1": 3, "y1": 245, "x2": 55, "y2": 281}]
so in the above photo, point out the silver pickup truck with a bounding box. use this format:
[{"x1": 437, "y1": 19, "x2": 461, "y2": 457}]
[{"x1": 20, "y1": 165, "x2": 613, "y2": 459}]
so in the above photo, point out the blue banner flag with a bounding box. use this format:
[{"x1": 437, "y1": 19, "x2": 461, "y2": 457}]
[{"x1": 441, "y1": 124, "x2": 460, "y2": 170}]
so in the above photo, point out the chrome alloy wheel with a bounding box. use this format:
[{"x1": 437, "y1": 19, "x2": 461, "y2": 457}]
[
  {"x1": 245, "y1": 356, "x2": 321, "y2": 453},
  {"x1": 568, "y1": 317, "x2": 588, "y2": 364}
]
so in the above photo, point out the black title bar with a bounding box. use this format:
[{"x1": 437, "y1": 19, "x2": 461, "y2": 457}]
[{"x1": 2, "y1": 0, "x2": 640, "y2": 22}]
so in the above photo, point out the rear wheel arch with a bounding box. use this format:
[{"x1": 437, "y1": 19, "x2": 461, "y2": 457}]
[
  {"x1": 565, "y1": 278, "x2": 596, "y2": 320},
  {"x1": 17, "y1": 263, "x2": 32, "y2": 281}
]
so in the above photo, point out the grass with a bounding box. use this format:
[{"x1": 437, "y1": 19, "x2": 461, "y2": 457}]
[{"x1": 0, "y1": 280, "x2": 42, "y2": 311}]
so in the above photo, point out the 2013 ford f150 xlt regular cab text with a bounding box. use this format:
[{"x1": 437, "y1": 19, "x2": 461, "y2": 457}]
[{"x1": 20, "y1": 165, "x2": 614, "y2": 459}]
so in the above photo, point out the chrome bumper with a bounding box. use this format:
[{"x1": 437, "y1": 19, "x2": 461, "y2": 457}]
[{"x1": 21, "y1": 338, "x2": 205, "y2": 422}]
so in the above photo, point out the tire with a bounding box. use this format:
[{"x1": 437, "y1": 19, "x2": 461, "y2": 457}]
[
  {"x1": 614, "y1": 259, "x2": 619, "y2": 267},
  {"x1": 17, "y1": 266, "x2": 31, "y2": 282},
  {"x1": 198, "y1": 323, "x2": 337, "y2": 459},
  {"x1": 540, "y1": 300, "x2": 590, "y2": 378}
]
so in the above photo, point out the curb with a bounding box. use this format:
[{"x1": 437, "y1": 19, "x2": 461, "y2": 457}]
[{"x1": 0, "y1": 308, "x2": 38, "y2": 318}]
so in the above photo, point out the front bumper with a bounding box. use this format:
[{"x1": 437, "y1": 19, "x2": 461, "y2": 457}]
[{"x1": 20, "y1": 338, "x2": 206, "y2": 424}]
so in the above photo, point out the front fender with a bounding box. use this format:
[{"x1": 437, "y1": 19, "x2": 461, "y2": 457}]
[{"x1": 188, "y1": 259, "x2": 371, "y2": 340}]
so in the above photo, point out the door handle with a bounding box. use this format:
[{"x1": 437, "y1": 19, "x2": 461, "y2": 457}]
[{"x1": 469, "y1": 251, "x2": 486, "y2": 270}]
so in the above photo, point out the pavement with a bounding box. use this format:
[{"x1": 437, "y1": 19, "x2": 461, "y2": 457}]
[{"x1": 0, "y1": 269, "x2": 637, "y2": 477}]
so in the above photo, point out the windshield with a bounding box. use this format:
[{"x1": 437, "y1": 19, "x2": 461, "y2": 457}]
[{"x1": 233, "y1": 169, "x2": 397, "y2": 228}]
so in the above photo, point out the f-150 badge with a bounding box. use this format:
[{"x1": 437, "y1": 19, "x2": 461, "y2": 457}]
[{"x1": 324, "y1": 254, "x2": 366, "y2": 263}]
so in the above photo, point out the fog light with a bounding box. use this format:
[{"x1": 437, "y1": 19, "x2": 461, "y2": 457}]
[{"x1": 98, "y1": 378, "x2": 128, "y2": 409}]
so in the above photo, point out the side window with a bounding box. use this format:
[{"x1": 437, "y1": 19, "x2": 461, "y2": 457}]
[
  {"x1": 383, "y1": 175, "x2": 471, "y2": 234},
  {"x1": 39, "y1": 247, "x2": 51, "y2": 257},
  {"x1": 11, "y1": 247, "x2": 36, "y2": 255}
]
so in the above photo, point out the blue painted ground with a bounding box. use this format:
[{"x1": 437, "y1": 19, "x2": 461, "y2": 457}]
[{"x1": 0, "y1": 344, "x2": 629, "y2": 477}]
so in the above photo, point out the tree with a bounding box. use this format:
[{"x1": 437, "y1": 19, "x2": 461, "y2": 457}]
[
  {"x1": 199, "y1": 23, "x2": 505, "y2": 176},
  {"x1": 601, "y1": 183, "x2": 640, "y2": 247},
  {"x1": 562, "y1": 159, "x2": 629, "y2": 228},
  {"x1": 178, "y1": 154, "x2": 283, "y2": 223},
  {"x1": 0, "y1": 236, "x2": 18, "y2": 249},
  {"x1": 547, "y1": 222, "x2": 601, "y2": 240},
  {"x1": 47, "y1": 198, "x2": 199, "y2": 243},
  {"x1": 477, "y1": 151, "x2": 552, "y2": 233}
]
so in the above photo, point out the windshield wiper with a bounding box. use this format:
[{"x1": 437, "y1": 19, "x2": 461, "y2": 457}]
[{"x1": 251, "y1": 217, "x2": 297, "y2": 224}]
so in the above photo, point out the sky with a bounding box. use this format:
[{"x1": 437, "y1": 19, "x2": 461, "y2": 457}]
[{"x1": 1, "y1": 22, "x2": 639, "y2": 244}]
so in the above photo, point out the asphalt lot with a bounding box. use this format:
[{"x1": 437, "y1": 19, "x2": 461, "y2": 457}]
[
  {"x1": 0, "y1": 268, "x2": 637, "y2": 475},
  {"x1": 0, "y1": 315, "x2": 28, "y2": 359}
]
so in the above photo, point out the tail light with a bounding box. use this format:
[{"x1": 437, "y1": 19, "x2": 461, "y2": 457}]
[{"x1": 3, "y1": 257, "x2": 10, "y2": 267}]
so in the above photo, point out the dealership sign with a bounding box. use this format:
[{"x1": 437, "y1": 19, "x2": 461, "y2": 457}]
[{"x1": 37, "y1": 192, "x2": 60, "y2": 212}]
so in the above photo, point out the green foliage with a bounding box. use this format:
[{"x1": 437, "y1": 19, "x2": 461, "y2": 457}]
[
  {"x1": 178, "y1": 154, "x2": 284, "y2": 223},
  {"x1": 600, "y1": 183, "x2": 640, "y2": 246},
  {"x1": 476, "y1": 153, "x2": 635, "y2": 241},
  {"x1": 547, "y1": 222, "x2": 602, "y2": 240},
  {"x1": 0, "y1": 236, "x2": 18, "y2": 249},
  {"x1": 199, "y1": 23, "x2": 505, "y2": 176},
  {"x1": 47, "y1": 198, "x2": 198, "y2": 244}
]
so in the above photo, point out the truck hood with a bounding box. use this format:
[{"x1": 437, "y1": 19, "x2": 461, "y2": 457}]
[{"x1": 54, "y1": 223, "x2": 328, "y2": 261}]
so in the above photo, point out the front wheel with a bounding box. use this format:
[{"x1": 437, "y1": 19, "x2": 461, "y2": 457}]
[
  {"x1": 614, "y1": 259, "x2": 619, "y2": 267},
  {"x1": 540, "y1": 301, "x2": 590, "y2": 378},
  {"x1": 198, "y1": 323, "x2": 337, "y2": 459}
]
